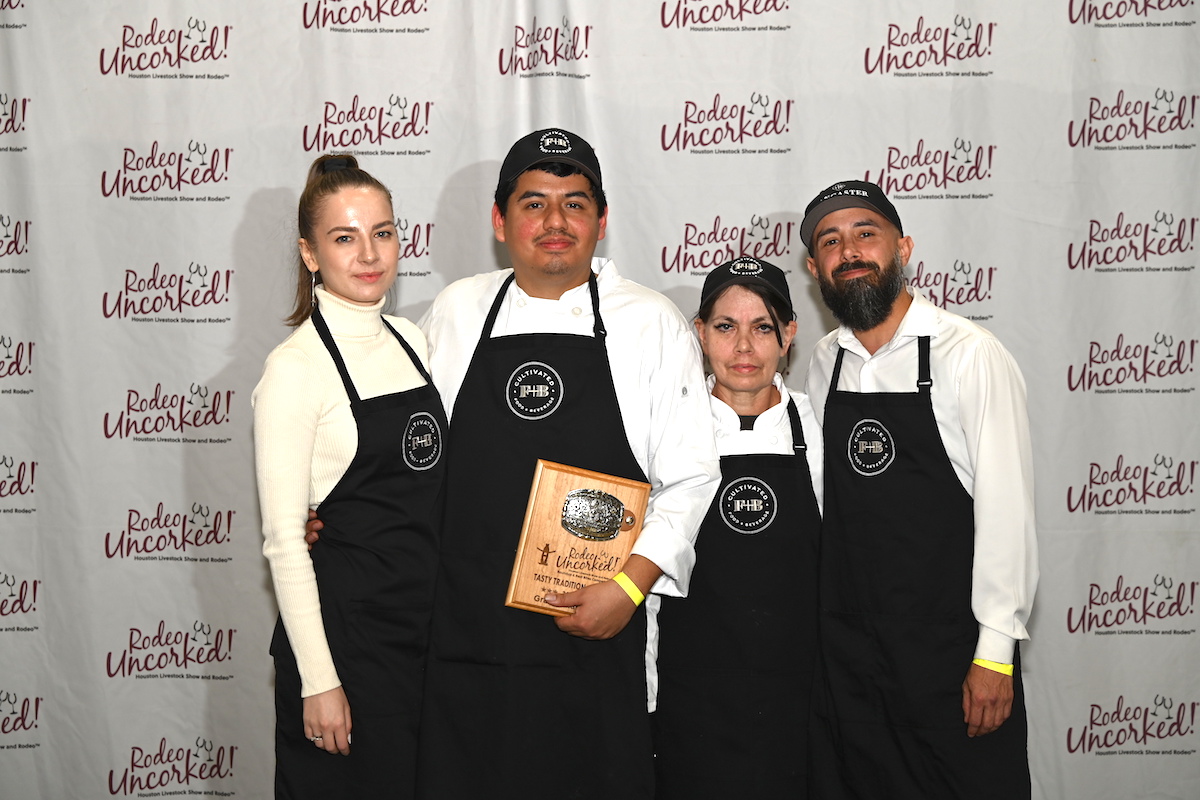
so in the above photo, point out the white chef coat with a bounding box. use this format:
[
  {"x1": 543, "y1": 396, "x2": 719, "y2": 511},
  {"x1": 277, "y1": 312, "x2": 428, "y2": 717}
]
[{"x1": 419, "y1": 257, "x2": 720, "y2": 599}]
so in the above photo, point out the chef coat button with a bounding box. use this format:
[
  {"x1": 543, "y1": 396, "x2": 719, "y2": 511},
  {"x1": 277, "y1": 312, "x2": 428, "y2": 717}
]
[
  {"x1": 571, "y1": 306, "x2": 583, "y2": 316},
  {"x1": 516, "y1": 298, "x2": 527, "y2": 308}
]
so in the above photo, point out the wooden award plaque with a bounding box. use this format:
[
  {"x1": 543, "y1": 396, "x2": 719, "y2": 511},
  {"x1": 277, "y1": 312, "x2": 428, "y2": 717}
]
[{"x1": 506, "y1": 460, "x2": 650, "y2": 617}]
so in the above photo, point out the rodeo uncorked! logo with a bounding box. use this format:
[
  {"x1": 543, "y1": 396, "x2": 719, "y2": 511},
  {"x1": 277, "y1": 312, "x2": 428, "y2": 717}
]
[
  {"x1": 105, "y1": 503, "x2": 235, "y2": 561},
  {"x1": 662, "y1": 92, "x2": 793, "y2": 152},
  {"x1": 909, "y1": 259, "x2": 995, "y2": 312},
  {"x1": 0, "y1": 455, "x2": 35, "y2": 500},
  {"x1": 102, "y1": 384, "x2": 235, "y2": 441},
  {"x1": 106, "y1": 619, "x2": 235, "y2": 678},
  {"x1": 865, "y1": 137, "x2": 995, "y2": 196},
  {"x1": 101, "y1": 141, "x2": 232, "y2": 199},
  {"x1": 661, "y1": 213, "x2": 795, "y2": 273},
  {"x1": 0, "y1": 213, "x2": 30, "y2": 264},
  {"x1": 108, "y1": 735, "x2": 237, "y2": 795},
  {"x1": 0, "y1": 333, "x2": 33, "y2": 380},
  {"x1": 0, "y1": 692, "x2": 41, "y2": 737},
  {"x1": 1069, "y1": 88, "x2": 1198, "y2": 149},
  {"x1": 303, "y1": 94, "x2": 433, "y2": 152},
  {"x1": 1068, "y1": 210, "x2": 1196, "y2": 271},
  {"x1": 1069, "y1": 0, "x2": 1197, "y2": 26},
  {"x1": 98, "y1": 17, "x2": 231, "y2": 76},
  {"x1": 0, "y1": 93, "x2": 29, "y2": 137},
  {"x1": 1067, "y1": 694, "x2": 1199, "y2": 755},
  {"x1": 1067, "y1": 454, "x2": 1197, "y2": 513},
  {"x1": 302, "y1": 0, "x2": 428, "y2": 30},
  {"x1": 660, "y1": 0, "x2": 790, "y2": 28},
  {"x1": 101, "y1": 262, "x2": 232, "y2": 320},
  {"x1": 1068, "y1": 574, "x2": 1197, "y2": 634},
  {"x1": 499, "y1": 15, "x2": 592, "y2": 76},
  {"x1": 864, "y1": 15, "x2": 996, "y2": 75},
  {"x1": 1067, "y1": 333, "x2": 1196, "y2": 392},
  {"x1": 0, "y1": 569, "x2": 39, "y2": 619}
]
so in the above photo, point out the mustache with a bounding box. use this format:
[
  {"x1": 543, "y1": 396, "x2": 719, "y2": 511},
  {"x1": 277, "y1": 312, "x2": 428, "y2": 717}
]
[{"x1": 833, "y1": 260, "x2": 882, "y2": 278}]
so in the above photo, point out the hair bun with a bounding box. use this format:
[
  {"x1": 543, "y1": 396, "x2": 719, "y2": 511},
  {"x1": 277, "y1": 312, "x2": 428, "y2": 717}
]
[{"x1": 321, "y1": 155, "x2": 357, "y2": 173}]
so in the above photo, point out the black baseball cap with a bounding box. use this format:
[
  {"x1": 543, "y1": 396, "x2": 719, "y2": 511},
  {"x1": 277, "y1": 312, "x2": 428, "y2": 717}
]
[
  {"x1": 800, "y1": 180, "x2": 903, "y2": 250},
  {"x1": 700, "y1": 257, "x2": 794, "y2": 319},
  {"x1": 497, "y1": 128, "x2": 602, "y2": 193}
]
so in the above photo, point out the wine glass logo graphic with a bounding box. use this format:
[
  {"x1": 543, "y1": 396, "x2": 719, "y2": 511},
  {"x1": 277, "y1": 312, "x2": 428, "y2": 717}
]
[
  {"x1": 952, "y1": 138, "x2": 973, "y2": 162},
  {"x1": 952, "y1": 15, "x2": 972, "y2": 39},
  {"x1": 951, "y1": 260, "x2": 972, "y2": 284},
  {"x1": 0, "y1": 335, "x2": 13, "y2": 358},
  {"x1": 1151, "y1": 332, "x2": 1174, "y2": 357},
  {"x1": 0, "y1": 214, "x2": 11, "y2": 239},
  {"x1": 1152, "y1": 210, "x2": 1174, "y2": 234},
  {"x1": 190, "y1": 503, "x2": 211, "y2": 527},
  {"x1": 396, "y1": 217, "x2": 410, "y2": 242},
  {"x1": 186, "y1": 140, "x2": 209, "y2": 167},
  {"x1": 749, "y1": 214, "x2": 771, "y2": 241},
  {"x1": 1151, "y1": 453, "x2": 1174, "y2": 476},
  {"x1": 1152, "y1": 88, "x2": 1175, "y2": 113},
  {"x1": 0, "y1": 572, "x2": 15, "y2": 597},
  {"x1": 0, "y1": 455, "x2": 14, "y2": 479},
  {"x1": 1150, "y1": 573, "x2": 1173, "y2": 598},
  {"x1": 189, "y1": 384, "x2": 210, "y2": 410},
  {"x1": 1152, "y1": 693, "x2": 1174, "y2": 718},
  {"x1": 194, "y1": 736, "x2": 215, "y2": 761},
  {"x1": 186, "y1": 17, "x2": 208, "y2": 44},
  {"x1": 193, "y1": 620, "x2": 214, "y2": 646},
  {"x1": 187, "y1": 262, "x2": 209, "y2": 288},
  {"x1": 387, "y1": 94, "x2": 409, "y2": 120},
  {"x1": 0, "y1": 691, "x2": 18, "y2": 715},
  {"x1": 749, "y1": 92, "x2": 771, "y2": 119}
]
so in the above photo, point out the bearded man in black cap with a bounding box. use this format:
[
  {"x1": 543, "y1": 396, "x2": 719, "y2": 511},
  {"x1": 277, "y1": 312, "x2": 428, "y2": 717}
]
[
  {"x1": 801, "y1": 181, "x2": 1037, "y2": 799},
  {"x1": 413, "y1": 129, "x2": 718, "y2": 799}
]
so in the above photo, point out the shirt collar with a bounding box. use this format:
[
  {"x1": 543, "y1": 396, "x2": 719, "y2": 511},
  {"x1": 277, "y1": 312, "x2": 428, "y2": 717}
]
[
  {"x1": 314, "y1": 285, "x2": 385, "y2": 338},
  {"x1": 827, "y1": 286, "x2": 941, "y2": 358}
]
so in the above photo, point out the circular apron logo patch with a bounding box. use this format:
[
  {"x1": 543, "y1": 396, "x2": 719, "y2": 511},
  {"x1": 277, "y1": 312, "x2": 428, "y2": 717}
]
[
  {"x1": 848, "y1": 418, "x2": 895, "y2": 476},
  {"x1": 403, "y1": 411, "x2": 443, "y2": 471},
  {"x1": 719, "y1": 477, "x2": 778, "y2": 534},
  {"x1": 506, "y1": 361, "x2": 563, "y2": 420}
]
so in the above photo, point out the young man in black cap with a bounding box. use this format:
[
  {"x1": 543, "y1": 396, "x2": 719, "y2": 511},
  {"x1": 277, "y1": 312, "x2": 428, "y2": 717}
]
[
  {"x1": 801, "y1": 180, "x2": 1037, "y2": 799},
  {"x1": 414, "y1": 129, "x2": 719, "y2": 798}
]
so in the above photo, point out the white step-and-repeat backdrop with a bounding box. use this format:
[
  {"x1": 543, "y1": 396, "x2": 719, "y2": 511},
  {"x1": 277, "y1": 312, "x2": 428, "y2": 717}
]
[{"x1": 1, "y1": 2, "x2": 1197, "y2": 798}]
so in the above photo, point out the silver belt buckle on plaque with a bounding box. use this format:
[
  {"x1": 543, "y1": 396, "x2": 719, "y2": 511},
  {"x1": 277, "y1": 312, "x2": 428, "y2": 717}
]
[{"x1": 561, "y1": 489, "x2": 635, "y2": 541}]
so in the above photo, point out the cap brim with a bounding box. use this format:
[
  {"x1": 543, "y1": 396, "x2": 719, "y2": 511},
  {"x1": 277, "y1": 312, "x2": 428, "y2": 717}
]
[{"x1": 801, "y1": 196, "x2": 891, "y2": 249}]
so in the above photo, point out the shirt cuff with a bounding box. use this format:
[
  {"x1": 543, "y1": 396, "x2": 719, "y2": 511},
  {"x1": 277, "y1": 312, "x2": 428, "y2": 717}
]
[{"x1": 974, "y1": 625, "x2": 1017, "y2": 664}]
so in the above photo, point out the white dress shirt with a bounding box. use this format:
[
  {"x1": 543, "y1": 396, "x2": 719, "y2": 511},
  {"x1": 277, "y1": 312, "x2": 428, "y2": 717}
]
[{"x1": 805, "y1": 287, "x2": 1038, "y2": 664}]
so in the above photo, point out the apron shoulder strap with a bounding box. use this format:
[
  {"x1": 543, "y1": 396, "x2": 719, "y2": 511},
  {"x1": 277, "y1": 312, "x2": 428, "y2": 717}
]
[
  {"x1": 311, "y1": 308, "x2": 361, "y2": 404},
  {"x1": 382, "y1": 318, "x2": 435, "y2": 385},
  {"x1": 917, "y1": 335, "x2": 932, "y2": 394},
  {"x1": 785, "y1": 393, "x2": 806, "y2": 455}
]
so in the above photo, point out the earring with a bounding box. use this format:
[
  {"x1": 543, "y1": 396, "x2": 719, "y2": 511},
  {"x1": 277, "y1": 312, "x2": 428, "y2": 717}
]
[{"x1": 310, "y1": 272, "x2": 317, "y2": 307}]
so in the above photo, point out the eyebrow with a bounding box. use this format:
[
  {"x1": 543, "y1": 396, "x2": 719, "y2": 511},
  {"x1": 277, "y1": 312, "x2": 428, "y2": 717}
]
[
  {"x1": 816, "y1": 218, "x2": 882, "y2": 241},
  {"x1": 325, "y1": 220, "x2": 394, "y2": 235},
  {"x1": 516, "y1": 189, "x2": 593, "y2": 202}
]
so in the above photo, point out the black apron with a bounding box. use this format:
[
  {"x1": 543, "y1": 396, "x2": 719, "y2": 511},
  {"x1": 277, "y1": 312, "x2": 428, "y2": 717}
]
[
  {"x1": 272, "y1": 308, "x2": 446, "y2": 800},
  {"x1": 815, "y1": 336, "x2": 1029, "y2": 800},
  {"x1": 418, "y1": 273, "x2": 653, "y2": 800},
  {"x1": 654, "y1": 398, "x2": 820, "y2": 799}
]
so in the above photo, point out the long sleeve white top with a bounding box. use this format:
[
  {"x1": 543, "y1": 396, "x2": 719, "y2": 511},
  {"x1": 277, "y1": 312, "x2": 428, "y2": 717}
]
[
  {"x1": 419, "y1": 258, "x2": 720, "y2": 599},
  {"x1": 253, "y1": 286, "x2": 429, "y2": 697},
  {"x1": 804, "y1": 287, "x2": 1038, "y2": 664}
]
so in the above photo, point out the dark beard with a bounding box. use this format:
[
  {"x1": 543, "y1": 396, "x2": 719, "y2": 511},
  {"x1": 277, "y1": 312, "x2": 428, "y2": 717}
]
[{"x1": 816, "y1": 251, "x2": 906, "y2": 332}]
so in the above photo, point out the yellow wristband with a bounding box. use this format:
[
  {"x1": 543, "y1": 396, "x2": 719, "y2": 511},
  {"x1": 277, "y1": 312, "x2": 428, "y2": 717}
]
[
  {"x1": 612, "y1": 572, "x2": 644, "y2": 607},
  {"x1": 973, "y1": 658, "x2": 1014, "y2": 676}
]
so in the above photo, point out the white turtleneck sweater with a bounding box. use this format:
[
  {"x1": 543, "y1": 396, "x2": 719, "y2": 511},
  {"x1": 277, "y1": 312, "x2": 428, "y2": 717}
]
[{"x1": 252, "y1": 285, "x2": 429, "y2": 697}]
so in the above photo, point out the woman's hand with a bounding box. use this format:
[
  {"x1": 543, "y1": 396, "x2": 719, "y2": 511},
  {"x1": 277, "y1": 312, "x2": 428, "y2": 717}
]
[{"x1": 303, "y1": 686, "x2": 352, "y2": 755}]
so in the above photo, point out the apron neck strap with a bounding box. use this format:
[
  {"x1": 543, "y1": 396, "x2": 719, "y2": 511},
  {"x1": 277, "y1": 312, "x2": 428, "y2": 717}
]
[
  {"x1": 311, "y1": 307, "x2": 361, "y2": 404},
  {"x1": 785, "y1": 394, "x2": 806, "y2": 454},
  {"x1": 480, "y1": 270, "x2": 605, "y2": 341}
]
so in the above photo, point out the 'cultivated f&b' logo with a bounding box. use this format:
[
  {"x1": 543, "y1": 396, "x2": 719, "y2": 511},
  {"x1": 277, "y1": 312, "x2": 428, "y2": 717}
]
[
  {"x1": 719, "y1": 477, "x2": 777, "y2": 534},
  {"x1": 403, "y1": 411, "x2": 442, "y2": 471},
  {"x1": 848, "y1": 419, "x2": 895, "y2": 476},
  {"x1": 507, "y1": 362, "x2": 563, "y2": 420}
]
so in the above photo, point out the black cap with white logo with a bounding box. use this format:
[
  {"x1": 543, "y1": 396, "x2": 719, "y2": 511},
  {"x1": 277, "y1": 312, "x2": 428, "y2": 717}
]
[
  {"x1": 800, "y1": 180, "x2": 903, "y2": 250},
  {"x1": 700, "y1": 257, "x2": 794, "y2": 319},
  {"x1": 497, "y1": 128, "x2": 602, "y2": 193}
]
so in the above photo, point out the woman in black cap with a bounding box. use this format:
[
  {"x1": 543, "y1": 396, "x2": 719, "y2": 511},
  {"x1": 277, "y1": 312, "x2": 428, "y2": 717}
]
[{"x1": 652, "y1": 256, "x2": 822, "y2": 798}]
